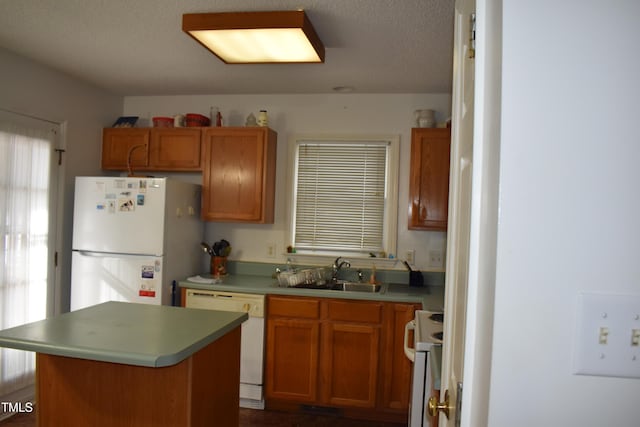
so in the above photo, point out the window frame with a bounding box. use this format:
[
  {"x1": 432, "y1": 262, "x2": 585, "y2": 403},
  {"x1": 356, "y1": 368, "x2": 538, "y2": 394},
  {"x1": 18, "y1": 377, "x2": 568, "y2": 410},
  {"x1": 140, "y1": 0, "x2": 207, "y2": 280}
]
[{"x1": 287, "y1": 133, "x2": 399, "y2": 263}]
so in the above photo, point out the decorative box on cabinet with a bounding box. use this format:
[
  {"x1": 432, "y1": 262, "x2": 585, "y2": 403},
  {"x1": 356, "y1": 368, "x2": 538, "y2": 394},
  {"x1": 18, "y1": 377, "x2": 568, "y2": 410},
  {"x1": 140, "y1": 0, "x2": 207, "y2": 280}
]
[
  {"x1": 201, "y1": 127, "x2": 277, "y2": 223},
  {"x1": 101, "y1": 127, "x2": 202, "y2": 171},
  {"x1": 408, "y1": 128, "x2": 451, "y2": 230}
]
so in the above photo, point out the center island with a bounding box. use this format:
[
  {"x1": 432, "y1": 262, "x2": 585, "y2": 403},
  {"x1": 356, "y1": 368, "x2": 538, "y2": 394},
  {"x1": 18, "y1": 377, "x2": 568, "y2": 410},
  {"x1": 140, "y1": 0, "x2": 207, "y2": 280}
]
[{"x1": 0, "y1": 301, "x2": 248, "y2": 426}]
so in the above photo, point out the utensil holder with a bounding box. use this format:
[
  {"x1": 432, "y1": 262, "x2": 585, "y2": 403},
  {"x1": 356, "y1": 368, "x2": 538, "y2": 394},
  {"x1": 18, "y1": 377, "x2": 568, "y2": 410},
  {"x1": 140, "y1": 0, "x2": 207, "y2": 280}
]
[{"x1": 210, "y1": 256, "x2": 227, "y2": 276}]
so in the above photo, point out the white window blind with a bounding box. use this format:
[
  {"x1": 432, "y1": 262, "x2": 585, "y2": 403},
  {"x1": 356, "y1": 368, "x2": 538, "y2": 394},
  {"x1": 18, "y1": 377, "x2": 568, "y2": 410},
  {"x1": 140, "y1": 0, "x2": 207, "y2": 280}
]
[{"x1": 293, "y1": 141, "x2": 389, "y2": 253}]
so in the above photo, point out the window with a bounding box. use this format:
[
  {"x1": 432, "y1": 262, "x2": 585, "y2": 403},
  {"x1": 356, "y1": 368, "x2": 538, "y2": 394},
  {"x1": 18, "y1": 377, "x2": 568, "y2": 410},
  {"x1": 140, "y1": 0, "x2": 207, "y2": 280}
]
[{"x1": 289, "y1": 135, "x2": 398, "y2": 258}]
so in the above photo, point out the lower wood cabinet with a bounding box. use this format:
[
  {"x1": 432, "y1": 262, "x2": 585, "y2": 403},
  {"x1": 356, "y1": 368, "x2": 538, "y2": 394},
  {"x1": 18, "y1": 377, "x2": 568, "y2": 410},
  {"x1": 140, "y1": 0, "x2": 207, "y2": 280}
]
[
  {"x1": 265, "y1": 295, "x2": 420, "y2": 423},
  {"x1": 321, "y1": 299, "x2": 382, "y2": 409},
  {"x1": 266, "y1": 296, "x2": 320, "y2": 403}
]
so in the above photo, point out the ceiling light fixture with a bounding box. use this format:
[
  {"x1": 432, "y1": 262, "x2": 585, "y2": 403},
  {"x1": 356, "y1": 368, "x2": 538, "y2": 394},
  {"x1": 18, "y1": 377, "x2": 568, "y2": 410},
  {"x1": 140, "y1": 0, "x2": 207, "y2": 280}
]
[{"x1": 182, "y1": 10, "x2": 325, "y2": 64}]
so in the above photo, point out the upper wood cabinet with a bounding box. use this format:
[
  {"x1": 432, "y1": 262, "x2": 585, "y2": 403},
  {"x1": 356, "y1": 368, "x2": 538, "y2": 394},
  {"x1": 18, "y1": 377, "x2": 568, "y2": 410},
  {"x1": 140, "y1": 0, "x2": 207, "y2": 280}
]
[
  {"x1": 102, "y1": 128, "x2": 150, "y2": 170},
  {"x1": 201, "y1": 127, "x2": 277, "y2": 223},
  {"x1": 148, "y1": 128, "x2": 202, "y2": 170},
  {"x1": 408, "y1": 128, "x2": 451, "y2": 231},
  {"x1": 101, "y1": 127, "x2": 202, "y2": 171}
]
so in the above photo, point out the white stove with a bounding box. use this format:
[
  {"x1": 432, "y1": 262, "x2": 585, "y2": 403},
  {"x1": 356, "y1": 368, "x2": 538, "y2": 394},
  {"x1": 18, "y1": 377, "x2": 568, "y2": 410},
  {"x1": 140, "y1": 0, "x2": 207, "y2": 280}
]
[{"x1": 404, "y1": 310, "x2": 443, "y2": 427}]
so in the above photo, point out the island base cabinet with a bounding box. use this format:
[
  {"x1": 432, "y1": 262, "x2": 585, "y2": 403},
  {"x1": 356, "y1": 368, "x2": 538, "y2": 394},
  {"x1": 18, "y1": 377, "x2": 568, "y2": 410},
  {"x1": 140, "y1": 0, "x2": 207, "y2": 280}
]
[{"x1": 36, "y1": 327, "x2": 241, "y2": 427}]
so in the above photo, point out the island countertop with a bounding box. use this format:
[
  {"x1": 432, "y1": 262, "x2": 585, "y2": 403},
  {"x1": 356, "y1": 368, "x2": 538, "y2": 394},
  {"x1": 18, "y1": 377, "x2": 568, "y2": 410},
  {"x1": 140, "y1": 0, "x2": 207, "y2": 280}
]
[{"x1": 0, "y1": 301, "x2": 248, "y2": 368}]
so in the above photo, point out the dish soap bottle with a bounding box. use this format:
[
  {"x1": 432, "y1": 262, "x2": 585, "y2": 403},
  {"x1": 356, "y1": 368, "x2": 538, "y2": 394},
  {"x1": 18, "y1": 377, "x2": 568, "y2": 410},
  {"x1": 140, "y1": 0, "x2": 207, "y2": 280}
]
[{"x1": 369, "y1": 265, "x2": 377, "y2": 284}]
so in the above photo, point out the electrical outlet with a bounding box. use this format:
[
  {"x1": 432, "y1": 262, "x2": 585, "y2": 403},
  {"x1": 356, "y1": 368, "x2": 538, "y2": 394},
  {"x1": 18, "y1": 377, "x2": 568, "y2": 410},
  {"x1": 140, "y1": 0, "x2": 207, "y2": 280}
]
[
  {"x1": 573, "y1": 293, "x2": 640, "y2": 379},
  {"x1": 266, "y1": 242, "x2": 276, "y2": 258},
  {"x1": 428, "y1": 250, "x2": 444, "y2": 268},
  {"x1": 405, "y1": 249, "x2": 415, "y2": 265}
]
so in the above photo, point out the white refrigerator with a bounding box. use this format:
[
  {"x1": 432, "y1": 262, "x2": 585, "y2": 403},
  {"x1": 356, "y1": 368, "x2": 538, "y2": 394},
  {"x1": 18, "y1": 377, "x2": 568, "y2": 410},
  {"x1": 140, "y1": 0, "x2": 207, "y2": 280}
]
[{"x1": 71, "y1": 176, "x2": 204, "y2": 310}]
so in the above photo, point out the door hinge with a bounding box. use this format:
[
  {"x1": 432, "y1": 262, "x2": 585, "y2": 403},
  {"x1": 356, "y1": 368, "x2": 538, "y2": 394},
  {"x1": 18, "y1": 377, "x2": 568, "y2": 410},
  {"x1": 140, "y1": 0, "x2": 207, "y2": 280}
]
[
  {"x1": 54, "y1": 251, "x2": 58, "y2": 268},
  {"x1": 469, "y1": 13, "x2": 476, "y2": 59},
  {"x1": 455, "y1": 381, "x2": 463, "y2": 427}
]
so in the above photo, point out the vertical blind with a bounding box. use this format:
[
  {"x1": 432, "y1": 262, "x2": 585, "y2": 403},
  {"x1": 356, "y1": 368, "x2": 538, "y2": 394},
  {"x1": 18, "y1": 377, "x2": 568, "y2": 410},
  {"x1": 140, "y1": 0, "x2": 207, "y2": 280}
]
[
  {"x1": 293, "y1": 141, "x2": 388, "y2": 252},
  {"x1": 0, "y1": 121, "x2": 52, "y2": 403}
]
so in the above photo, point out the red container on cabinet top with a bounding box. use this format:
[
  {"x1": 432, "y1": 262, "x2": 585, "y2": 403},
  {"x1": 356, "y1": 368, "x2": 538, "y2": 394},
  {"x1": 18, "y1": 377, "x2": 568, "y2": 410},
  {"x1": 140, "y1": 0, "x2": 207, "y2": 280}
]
[{"x1": 185, "y1": 113, "x2": 210, "y2": 127}]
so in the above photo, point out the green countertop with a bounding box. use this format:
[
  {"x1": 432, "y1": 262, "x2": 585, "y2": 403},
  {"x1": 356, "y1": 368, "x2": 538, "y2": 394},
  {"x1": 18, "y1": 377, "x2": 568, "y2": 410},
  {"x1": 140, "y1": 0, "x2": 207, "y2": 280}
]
[
  {"x1": 0, "y1": 301, "x2": 247, "y2": 368},
  {"x1": 179, "y1": 274, "x2": 445, "y2": 311}
]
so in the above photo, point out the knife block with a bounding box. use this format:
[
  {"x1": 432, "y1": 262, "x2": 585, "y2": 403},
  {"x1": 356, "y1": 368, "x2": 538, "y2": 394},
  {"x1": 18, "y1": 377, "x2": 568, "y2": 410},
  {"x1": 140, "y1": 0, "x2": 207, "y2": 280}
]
[{"x1": 409, "y1": 270, "x2": 424, "y2": 287}]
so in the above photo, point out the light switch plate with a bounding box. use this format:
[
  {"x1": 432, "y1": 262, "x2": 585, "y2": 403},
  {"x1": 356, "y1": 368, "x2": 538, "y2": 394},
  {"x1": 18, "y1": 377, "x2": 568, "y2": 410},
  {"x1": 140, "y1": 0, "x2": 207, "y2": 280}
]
[{"x1": 573, "y1": 293, "x2": 640, "y2": 378}]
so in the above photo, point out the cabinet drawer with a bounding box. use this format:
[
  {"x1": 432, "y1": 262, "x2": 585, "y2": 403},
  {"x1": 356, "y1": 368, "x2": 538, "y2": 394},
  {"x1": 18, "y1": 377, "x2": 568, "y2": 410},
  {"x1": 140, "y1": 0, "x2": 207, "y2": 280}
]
[
  {"x1": 268, "y1": 296, "x2": 320, "y2": 319},
  {"x1": 326, "y1": 300, "x2": 383, "y2": 324}
]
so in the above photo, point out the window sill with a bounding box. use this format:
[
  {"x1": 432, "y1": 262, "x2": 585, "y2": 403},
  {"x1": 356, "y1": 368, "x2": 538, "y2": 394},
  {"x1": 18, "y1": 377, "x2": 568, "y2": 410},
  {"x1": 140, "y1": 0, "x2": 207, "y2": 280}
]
[{"x1": 283, "y1": 253, "x2": 400, "y2": 270}]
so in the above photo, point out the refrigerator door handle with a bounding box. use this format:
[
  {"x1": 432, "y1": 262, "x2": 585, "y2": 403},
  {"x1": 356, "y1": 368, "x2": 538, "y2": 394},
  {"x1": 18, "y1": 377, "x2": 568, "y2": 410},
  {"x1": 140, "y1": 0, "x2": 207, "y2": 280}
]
[
  {"x1": 76, "y1": 250, "x2": 106, "y2": 257},
  {"x1": 76, "y1": 250, "x2": 157, "y2": 258}
]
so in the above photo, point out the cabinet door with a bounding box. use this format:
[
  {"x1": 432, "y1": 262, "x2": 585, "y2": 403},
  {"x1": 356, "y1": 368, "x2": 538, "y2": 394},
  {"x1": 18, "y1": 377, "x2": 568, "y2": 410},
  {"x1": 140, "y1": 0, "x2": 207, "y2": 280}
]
[
  {"x1": 380, "y1": 302, "x2": 421, "y2": 412},
  {"x1": 201, "y1": 128, "x2": 277, "y2": 223},
  {"x1": 148, "y1": 128, "x2": 201, "y2": 170},
  {"x1": 321, "y1": 299, "x2": 383, "y2": 408},
  {"x1": 408, "y1": 128, "x2": 451, "y2": 230},
  {"x1": 101, "y1": 128, "x2": 149, "y2": 170},
  {"x1": 321, "y1": 321, "x2": 380, "y2": 408},
  {"x1": 265, "y1": 317, "x2": 320, "y2": 403},
  {"x1": 265, "y1": 296, "x2": 320, "y2": 403}
]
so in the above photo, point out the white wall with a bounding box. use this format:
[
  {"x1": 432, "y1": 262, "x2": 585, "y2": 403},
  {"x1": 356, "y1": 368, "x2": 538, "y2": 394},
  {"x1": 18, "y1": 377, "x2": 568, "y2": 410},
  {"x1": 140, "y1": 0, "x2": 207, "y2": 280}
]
[
  {"x1": 124, "y1": 93, "x2": 452, "y2": 271},
  {"x1": 487, "y1": 0, "x2": 640, "y2": 425},
  {"x1": 0, "y1": 48, "x2": 123, "y2": 313}
]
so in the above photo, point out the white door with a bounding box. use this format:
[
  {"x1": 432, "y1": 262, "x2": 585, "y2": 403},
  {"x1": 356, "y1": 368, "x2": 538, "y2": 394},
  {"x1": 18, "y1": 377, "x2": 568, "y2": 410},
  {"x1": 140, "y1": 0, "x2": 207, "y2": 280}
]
[
  {"x1": 70, "y1": 251, "x2": 163, "y2": 310},
  {"x1": 0, "y1": 111, "x2": 62, "y2": 402},
  {"x1": 437, "y1": 0, "x2": 476, "y2": 424}
]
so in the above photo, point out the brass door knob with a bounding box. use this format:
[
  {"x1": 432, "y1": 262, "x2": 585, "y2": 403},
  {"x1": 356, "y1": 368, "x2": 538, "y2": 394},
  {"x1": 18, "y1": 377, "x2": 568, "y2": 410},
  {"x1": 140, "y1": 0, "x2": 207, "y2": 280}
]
[{"x1": 427, "y1": 389, "x2": 450, "y2": 418}]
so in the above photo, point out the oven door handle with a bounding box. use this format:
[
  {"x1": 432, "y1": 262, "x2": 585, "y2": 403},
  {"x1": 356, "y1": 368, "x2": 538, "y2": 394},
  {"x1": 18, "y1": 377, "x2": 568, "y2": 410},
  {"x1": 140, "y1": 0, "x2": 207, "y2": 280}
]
[{"x1": 403, "y1": 319, "x2": 416, "y2": 362}]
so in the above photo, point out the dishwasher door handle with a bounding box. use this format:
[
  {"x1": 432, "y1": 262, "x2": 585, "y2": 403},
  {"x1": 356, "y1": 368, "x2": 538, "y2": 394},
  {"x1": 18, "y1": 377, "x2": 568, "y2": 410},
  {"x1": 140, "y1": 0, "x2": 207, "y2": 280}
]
[{"x1": 188, "y1": 291, "x2": 231, "y2": 298}]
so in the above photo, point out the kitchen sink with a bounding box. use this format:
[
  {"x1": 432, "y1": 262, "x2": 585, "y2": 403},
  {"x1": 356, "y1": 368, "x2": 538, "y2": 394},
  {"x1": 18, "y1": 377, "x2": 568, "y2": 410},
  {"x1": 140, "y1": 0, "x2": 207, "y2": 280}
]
[
  {"x1": 291, "y1": 281, "x2": 386, "y2": 293},
  {"x1": 335, "y1": 282, "x2": 383, "y2": 293}
]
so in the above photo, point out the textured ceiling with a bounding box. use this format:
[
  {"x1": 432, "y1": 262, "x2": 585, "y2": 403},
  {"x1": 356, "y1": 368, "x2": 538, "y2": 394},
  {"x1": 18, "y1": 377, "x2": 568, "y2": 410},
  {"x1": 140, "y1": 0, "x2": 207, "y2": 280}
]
[{"x1": 0, "y1": 0, "x2": 454, "y2": 96}]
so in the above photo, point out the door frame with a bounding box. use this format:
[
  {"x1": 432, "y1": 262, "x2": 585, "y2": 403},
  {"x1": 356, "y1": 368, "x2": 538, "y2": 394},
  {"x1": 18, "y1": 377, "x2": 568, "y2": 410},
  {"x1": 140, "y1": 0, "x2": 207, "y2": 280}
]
[
  {"x1": 439, "y1": 0, "x2": 503, "y2": 425},
  {"x1": 442, "y1": 0, "x2": 503, "y2": 425}
]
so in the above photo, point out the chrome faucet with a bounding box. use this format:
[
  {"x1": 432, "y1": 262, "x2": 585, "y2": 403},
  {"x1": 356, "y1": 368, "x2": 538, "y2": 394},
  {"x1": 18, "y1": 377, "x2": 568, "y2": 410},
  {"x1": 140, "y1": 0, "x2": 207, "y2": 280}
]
[{"x1": 331, "y1": 256, "x2": 351, "y2": 282}]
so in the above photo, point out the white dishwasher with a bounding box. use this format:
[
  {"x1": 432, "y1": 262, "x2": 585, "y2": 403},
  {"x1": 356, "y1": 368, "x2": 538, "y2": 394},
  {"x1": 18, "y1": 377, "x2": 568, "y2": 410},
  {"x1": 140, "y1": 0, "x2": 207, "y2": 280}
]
[{"x1": 185, "y1": 289, "x2": 266, "y2": 409}]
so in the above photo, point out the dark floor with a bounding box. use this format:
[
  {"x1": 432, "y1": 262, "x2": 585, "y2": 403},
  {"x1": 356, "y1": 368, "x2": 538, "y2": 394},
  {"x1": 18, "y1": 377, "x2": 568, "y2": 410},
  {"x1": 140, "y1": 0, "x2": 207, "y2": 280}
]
[{"x1": 0, "y1": 408, "x2": 404, "y2": 426}]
